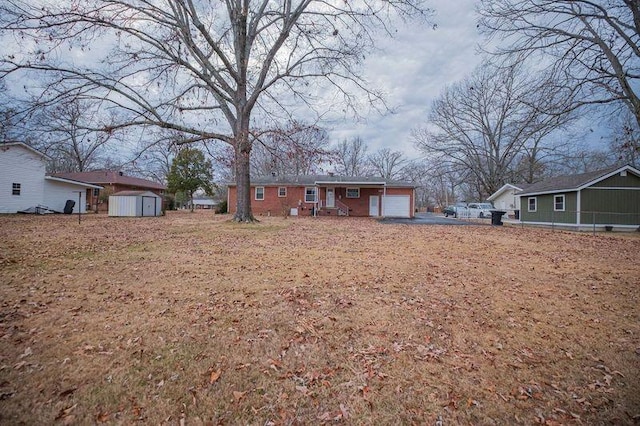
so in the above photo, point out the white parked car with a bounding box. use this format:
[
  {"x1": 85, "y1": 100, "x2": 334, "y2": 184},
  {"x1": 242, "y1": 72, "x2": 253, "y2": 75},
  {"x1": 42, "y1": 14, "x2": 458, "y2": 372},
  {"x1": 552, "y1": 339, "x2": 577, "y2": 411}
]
[{"x1": 467, "y1": 203, "x2": 494, "y2": 218}]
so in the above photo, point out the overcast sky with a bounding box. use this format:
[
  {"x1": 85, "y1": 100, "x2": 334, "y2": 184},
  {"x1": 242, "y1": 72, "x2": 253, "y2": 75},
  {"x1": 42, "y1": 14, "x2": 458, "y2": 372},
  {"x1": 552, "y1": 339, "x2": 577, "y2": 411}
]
[{"x1": 328, "y1": 0, "x2": 483, "y2": 159}]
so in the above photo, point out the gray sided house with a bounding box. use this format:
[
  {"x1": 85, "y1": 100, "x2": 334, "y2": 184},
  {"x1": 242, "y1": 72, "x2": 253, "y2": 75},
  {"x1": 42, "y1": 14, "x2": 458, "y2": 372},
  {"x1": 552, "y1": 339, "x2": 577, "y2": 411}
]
[{"x1": 518, "y1": 165, "x2": 640, "y2": 230}]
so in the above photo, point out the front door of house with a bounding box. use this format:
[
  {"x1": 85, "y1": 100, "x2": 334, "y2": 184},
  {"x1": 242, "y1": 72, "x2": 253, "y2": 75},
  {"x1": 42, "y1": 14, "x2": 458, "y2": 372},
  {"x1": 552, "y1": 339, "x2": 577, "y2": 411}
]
[
  {"x1": 326, "y1": 187, "x2": 335, "y2": 208},
  {"x1": 369, "y1": 195, "x2": 379, "y2": 216}
]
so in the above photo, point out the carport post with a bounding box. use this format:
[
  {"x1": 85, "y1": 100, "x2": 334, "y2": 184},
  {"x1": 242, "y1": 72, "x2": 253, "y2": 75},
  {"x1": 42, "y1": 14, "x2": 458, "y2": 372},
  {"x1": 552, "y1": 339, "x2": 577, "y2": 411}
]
[{"x1": 74, "y1": 191, "x2": 82, "y2": 224}]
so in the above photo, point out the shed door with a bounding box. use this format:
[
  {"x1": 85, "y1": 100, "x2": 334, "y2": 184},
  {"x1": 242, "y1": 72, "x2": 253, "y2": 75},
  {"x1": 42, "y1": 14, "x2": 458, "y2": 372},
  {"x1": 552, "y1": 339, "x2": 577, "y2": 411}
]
[
  {"x1": 142, "y1": 196, "x2": 157, "y2": 216},
  {"x1": 382, "y1": 195, "x2": 410, "y2": 218}
]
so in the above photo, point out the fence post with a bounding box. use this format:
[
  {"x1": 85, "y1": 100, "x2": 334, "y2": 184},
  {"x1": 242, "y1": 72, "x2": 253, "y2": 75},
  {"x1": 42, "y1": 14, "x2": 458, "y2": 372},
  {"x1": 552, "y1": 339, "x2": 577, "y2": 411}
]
[{"x1": 593, "y1": 212, "x2": 595, "y2": 236}]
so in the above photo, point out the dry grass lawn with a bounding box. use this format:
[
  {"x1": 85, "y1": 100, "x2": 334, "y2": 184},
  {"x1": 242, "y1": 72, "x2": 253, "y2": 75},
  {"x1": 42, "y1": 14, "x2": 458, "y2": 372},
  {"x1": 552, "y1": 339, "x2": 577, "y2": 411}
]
[{"x1": 0, "y1": 211, "x2": 639, "y2": 425}]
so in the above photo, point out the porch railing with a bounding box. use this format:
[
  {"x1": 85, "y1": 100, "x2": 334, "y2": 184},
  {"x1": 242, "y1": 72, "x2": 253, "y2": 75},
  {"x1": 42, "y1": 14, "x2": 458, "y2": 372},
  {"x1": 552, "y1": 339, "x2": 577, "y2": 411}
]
[{"x1": 335, "y1": 199, "x2": 349, "y2": 216}]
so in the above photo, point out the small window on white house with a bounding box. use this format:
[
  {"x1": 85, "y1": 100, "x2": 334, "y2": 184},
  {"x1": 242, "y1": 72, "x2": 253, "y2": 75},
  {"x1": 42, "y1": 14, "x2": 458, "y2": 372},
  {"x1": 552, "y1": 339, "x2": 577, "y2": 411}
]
[
  {"x1": 305, "y1": 187, "x2": 317, "y2": 203},
  {"x1": 554, "y1": 194, "x2": 565, "y2": 211},
  {"x1": 528, "y1": 197, "x2": 537, "y2": 212},
  {"x1": 346, "y1": 187, "x2": 360, "y2": 198},
  {"x1": 278, "y1": 187, "x2": 287, "y2": 197},
  {"x1": 12, "y1": 183, "x2": 21, "y2": 196},
  {"x1": 255, "y1": 186, "x2": 265, "y2": 200}
]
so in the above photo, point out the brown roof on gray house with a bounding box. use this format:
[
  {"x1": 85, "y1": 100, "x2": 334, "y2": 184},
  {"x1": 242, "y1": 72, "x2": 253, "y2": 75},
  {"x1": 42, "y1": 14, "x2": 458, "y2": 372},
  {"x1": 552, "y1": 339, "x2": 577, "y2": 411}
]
[
  {"x1": 518, "y1": 165, "x2": 631, "y2": 196},
  {"x1": 52, "y1": 170, "x2": 166, "y2": 190}
]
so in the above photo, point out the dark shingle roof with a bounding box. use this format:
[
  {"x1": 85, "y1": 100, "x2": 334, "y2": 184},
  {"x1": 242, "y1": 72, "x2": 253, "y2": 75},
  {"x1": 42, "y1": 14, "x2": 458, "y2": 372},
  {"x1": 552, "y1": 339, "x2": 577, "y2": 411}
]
[
  {"x1": 52, "y1": 171, "x2": 166, "y2": 190},
  {"x1": 518, "y1": 165, "x2": 629, "y2": 195},
  {"x1": 229, "y1": 174, "x2": 414, "y2": 187}
]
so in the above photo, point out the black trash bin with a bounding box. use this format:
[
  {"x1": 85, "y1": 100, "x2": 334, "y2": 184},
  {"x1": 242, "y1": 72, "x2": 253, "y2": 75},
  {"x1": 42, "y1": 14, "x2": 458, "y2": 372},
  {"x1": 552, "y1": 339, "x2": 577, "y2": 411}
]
[
  {"x1": 63, "y1": 199, "x2": 76, "y2": 214},
  {"x1": 490, "y1": 210, "x2": 506, "y2": 226}
]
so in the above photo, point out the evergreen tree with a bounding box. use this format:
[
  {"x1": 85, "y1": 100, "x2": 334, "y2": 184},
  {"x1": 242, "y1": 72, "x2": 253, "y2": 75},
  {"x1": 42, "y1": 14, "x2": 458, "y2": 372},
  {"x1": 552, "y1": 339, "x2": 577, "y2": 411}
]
[{"x1": 167, "y1": 148, "x2": 215, "y2": 212}]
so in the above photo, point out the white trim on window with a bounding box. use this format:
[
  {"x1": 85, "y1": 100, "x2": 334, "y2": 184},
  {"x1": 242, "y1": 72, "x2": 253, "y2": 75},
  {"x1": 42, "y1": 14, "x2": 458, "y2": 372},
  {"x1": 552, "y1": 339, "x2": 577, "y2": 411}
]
[
  {"x1": 346, "y1": 187, "x2": 360, "y2": 198},
  {"x1": 12, "y1": 183, "x2": 21, "y2": 196},
  {"x1": 554, "y1": 194, "x2": 565, "y2": 211},
  {"x1": 255, "y1": 186, "x2": 265, "y2": 200},
  {"x1": 278, "y1": 187, "x2": 287, "y2": 197},
  {"x1": 305, "y1": 187, "x2": 317, "y2": 203},
  {"x1": 528, "y1": 197, "x2": 537, "y2": 212}
]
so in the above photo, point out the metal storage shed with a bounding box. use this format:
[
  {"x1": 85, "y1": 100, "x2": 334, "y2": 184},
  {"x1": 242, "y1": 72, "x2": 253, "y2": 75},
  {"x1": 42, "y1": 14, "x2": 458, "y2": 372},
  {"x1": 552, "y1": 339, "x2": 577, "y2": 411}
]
[{"x1": 108, "y1": 190, "x2": 163, "y2": 217}]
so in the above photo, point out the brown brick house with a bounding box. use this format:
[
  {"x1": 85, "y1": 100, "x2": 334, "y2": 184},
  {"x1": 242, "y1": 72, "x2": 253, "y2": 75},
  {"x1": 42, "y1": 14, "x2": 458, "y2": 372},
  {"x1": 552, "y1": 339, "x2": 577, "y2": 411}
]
[
  {"x1": 227, "y1": 175, "x2": 416, "y2": 218},
  {"x1": 52, "y1": 170, "x2": 166, "y2": 212}
]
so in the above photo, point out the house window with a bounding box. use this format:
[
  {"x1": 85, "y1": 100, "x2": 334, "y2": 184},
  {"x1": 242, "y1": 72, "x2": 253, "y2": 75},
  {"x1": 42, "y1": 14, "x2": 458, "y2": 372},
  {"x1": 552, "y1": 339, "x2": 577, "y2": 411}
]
[
  {"x1": 92, "y1": 188, "x2": 99, "y2": 197},
  {"x1": 305, "y1": 187, "x2": 317, "y2": 203},
  {"x1": 528, "y1": 197, "x2": 537, "y2": 212},
  {"x1": 554, "y1": 194, "x2": 565, "y2": 211},
  {"x1": 346, "y1": 187, "x2": 360, "y2": 198},
  {"x1": 12, "y1": 183, "x2": 21, "y2": 196},
  {"x1": 255, "y1": 186, "x2": 265, "y2": 200},
  {"x1": 278, "y1": 187, "x2": 287, "y2": 197}
]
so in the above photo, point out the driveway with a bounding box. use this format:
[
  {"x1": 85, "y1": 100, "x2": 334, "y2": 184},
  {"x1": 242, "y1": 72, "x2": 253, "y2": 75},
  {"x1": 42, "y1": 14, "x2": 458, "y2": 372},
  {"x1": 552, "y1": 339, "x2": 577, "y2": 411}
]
[{"x1": 379, "y1": 212, "x2": 489, "y2": 225}]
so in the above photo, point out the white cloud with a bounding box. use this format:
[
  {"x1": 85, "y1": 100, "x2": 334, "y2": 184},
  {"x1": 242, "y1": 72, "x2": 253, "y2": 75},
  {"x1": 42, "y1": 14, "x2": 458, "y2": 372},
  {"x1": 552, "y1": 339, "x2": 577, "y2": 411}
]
[{"x1": 328, "y1": 0, "x2": 483, "y2": 158}]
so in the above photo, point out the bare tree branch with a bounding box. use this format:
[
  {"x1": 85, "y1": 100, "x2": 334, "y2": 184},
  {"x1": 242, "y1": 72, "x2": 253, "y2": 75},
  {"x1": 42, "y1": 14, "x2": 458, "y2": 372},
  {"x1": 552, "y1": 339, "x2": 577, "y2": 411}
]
[
  {"x1": 479, "y1": 0, "x2": 640, "y2": 127},
  {"x1": 0, "y1": 0, "x2": 432, "y2": 221},
  {"x1": 413, "y1": 62, "x2": 576, "y2": 197}
]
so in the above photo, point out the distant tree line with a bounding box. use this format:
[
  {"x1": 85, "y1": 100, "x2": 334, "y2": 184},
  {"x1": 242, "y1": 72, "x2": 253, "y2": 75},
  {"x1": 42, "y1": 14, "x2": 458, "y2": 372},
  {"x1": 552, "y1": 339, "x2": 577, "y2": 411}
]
[{"x1": 1, "y1": 0, "x2": 636, "y2": 211}]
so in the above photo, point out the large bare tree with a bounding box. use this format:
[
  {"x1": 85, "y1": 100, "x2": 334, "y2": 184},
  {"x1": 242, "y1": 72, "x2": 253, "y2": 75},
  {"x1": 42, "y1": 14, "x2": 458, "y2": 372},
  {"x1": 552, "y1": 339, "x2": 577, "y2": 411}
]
[
  {"x1": 251, "y1": 122, "x2": 332, "y2": 177},
  {"x1": 334, "y1": 136, "x2": 371, "y2": 176},
  {"x1": 367, "y1": 147, "x2": 407, "y2": 180},
  {"x1": 608, "y1": 110, "x2": 640, "y2": 167},
  {"x1": 479, "y1": 0, "x2": 640, "y2": 127},
  {"x1": 30, "y1": 97, "x2": 121, "y2": 173},
  {"x1": 413, "y1": 63, "x2": 575, "y2": 198},
  {"x1": 127, "y1": 133, "x2": 183, "y2": 183},
  {"x1": 0, "y1": 0, "x2": 430, "y2": 221}
]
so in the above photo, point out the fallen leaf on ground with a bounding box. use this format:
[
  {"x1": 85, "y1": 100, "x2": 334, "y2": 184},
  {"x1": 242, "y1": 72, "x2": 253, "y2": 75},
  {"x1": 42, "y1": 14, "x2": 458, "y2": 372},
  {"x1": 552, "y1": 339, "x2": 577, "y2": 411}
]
[{"x1": 210, "y1": 369, "x2": 222, "y2": 384}]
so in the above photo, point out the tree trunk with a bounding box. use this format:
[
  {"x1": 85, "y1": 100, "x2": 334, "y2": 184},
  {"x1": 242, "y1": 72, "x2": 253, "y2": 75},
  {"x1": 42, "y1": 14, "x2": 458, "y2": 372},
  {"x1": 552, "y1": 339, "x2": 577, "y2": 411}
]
[{"x1": 233, "y1": 134, "x2": 255, "y2": 222}]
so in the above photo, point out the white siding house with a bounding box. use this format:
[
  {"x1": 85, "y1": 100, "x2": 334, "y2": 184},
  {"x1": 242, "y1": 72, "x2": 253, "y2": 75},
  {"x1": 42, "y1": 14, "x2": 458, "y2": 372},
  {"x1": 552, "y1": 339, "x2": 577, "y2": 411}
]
[
  {"x1": 0, "y1": 143, "x2": 48, "y2": 213},
  {"x1": 487, "y1": 183, "x2": 532, "y2": 217},
  {"x1": 43, "y1": 177, "x2": 102, "y2": 213},
  {"x1": 0, "y1": 142, "x2": 102, "y2": 214}
]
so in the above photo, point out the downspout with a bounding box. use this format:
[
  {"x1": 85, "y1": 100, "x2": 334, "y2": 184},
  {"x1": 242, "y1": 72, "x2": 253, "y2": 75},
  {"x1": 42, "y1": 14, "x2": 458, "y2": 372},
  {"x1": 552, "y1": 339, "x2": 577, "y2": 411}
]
[
  {"x1": 382, "y1": 184, "x2": 387, "y2": 218},
  {"x1": 576, "y1": 190, "x2": 581, "y2": 226},
  {"x1": 412, "y1": 187, "x2": 416, "y2": 217}
]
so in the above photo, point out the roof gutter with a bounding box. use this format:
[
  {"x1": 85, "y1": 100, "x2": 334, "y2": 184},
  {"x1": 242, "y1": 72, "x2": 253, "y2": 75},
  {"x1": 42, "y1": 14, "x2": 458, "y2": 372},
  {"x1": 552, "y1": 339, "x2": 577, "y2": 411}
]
[
  {"x1": 314, "y1": 181, "x2": 387, "y2": 186},
  {"x1": 45, "y1": 176, "x2": 104, "y2": 189}
]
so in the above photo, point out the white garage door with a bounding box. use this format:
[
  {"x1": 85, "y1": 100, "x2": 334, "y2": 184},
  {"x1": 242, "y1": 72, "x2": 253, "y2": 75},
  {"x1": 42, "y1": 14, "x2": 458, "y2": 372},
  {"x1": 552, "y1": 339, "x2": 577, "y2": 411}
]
[{"x1": 382, "y1": 195, "x2": 411, "y2": 218}]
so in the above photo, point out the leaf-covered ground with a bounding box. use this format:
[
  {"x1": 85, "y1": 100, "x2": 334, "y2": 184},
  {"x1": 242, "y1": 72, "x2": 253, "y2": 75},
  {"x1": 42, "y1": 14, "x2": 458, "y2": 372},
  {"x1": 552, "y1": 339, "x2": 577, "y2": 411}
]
[{"x1": 1, "y1": 211, "x2": 639, "y2": 425}]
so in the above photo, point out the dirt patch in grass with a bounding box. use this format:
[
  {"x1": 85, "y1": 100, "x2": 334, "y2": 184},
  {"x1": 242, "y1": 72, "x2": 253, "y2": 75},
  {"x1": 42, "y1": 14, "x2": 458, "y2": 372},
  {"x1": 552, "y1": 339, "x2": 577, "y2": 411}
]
[{"x1": 1, "y1": 211, "x2": 639, "y2": 424}]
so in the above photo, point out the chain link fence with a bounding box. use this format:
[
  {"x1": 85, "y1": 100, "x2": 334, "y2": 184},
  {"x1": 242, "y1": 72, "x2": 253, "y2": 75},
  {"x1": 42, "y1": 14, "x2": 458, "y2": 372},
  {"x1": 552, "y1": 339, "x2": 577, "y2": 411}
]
[{"x1": 519, "y1": 210, "x2": 640, "y2": 234}]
